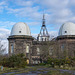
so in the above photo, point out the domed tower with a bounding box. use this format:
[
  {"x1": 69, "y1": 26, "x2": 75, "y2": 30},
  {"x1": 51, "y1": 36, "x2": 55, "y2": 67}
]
[
  {"x1": 11, "y1": 22, "x2": 31, "y2": 36},
  {"x1": 58, "y1": 22, "x2": 75, "y2": 36},
  {"x1": 56, "y1": 22, "x2": 75, "y2": 58},
  {"x1": 8, "y1": 22, "x2": 33, "y2": 63}
]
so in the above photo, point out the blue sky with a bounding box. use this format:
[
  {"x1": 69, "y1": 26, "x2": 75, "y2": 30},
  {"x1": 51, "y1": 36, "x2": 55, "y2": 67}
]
[
  {"x1": 0, "y1": 0, "x2": 75, "y2": 52},
  {"x1": 1, "y1": 0, "x2": 75, "y2": 36}
]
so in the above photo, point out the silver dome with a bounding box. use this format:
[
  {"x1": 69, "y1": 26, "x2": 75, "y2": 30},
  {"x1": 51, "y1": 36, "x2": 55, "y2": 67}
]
[
  {"x1": 11, "y1": 22, "x2": 31, "y2": 36},
  {"x1": 59, "y1": 22, "x2": 75, "y2": 36}
]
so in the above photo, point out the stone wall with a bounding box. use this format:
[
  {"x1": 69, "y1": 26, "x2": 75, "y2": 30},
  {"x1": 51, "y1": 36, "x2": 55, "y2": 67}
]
[
  {"x1": 8, "y1": 35, "x2": 33, "y2": 64},
  {"x1": 8, "y1": 35, "x2": 75, "y2": 64}
]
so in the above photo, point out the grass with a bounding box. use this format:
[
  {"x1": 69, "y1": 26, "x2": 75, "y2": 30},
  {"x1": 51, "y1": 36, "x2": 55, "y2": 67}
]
[
  {"x1": 0, "y1": 66, "x2": 74, "y2": 75},
  {"x1": 0, "y1": 66, "x2": 37, "y2": 74},
  {"x1": 53, "y1": 65, "x2": 75, "y2": 70},
  {"x1": 46, "y1": 70, "x2": 72, "y2": 75}
]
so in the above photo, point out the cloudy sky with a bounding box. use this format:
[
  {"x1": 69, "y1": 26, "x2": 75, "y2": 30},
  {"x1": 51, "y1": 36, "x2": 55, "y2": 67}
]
[{"x1": 0, "y1": 0, "x2": 75, "y2": 53}]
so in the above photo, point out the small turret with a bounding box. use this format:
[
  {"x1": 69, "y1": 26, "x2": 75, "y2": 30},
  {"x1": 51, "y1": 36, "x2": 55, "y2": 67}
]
[{"x1": 37, "y1": 14, "x2": 50, "y2": 41}]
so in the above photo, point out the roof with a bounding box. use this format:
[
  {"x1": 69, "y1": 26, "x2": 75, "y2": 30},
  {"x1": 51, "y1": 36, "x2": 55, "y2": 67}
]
[
  {"x1": 59, "y1": 22, "x2": 75, "y2": 36},
  {"x1": 11, "y1": 22, "x2": 31, "y2": 36}
]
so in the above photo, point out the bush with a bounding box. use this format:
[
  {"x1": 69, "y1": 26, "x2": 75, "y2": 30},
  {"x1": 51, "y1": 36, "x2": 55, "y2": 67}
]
[
  {"x1": 47, "y1": 57, "x2": 75, "y2": 67},
  {"x1": 1, "y1": 53, "x2": 27, "y2": 68},
  {"x1": 39, "y1": 63, "x2": 46, "y2": 66}
]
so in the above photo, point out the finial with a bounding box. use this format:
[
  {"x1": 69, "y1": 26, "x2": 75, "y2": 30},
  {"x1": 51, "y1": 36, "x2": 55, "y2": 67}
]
[
  {"x1": 43, "y1": 14, "x2": 45, "y2": 20},
  {"x1": 43, "y1": 10, "x2": 45, "y2": 20},
  {"x1": 42, "y1": 11, "x2": 45, "y2": 26}
]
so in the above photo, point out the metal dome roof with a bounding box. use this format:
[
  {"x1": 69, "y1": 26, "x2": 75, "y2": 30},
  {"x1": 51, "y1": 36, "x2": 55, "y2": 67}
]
[
  {"x1": 59, "y1": 22, "x2": 75, "y2": 36},
  {"x1": 11, "y1": 22, "x2": 31, "y2": 36}
]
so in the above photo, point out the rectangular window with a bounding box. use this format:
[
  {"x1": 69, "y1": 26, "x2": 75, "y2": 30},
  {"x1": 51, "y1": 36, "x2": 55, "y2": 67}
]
[
  {"x1": 26, "y1": 45, "x2": 29, "y2": 53},
  {"x1": 61, "y1": 44, "x2": 65, "y2": 51}
]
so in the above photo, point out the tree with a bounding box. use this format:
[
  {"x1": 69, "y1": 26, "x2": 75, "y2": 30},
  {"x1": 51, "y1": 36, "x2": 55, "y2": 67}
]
[
  {"x1": 39, "y1": 41, "x2": 50, "y2": 63},
  {"x1": 0, "y1": 39, "x2": 6, "y2": 55},
  {"x1": 2, "y1": 53, "x2": 27, "y2": 68}
]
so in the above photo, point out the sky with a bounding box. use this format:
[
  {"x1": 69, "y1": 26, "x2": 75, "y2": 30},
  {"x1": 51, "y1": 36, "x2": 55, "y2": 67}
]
[{"x1": 0, "y1": 0, "x2": 75, "y2": 53}]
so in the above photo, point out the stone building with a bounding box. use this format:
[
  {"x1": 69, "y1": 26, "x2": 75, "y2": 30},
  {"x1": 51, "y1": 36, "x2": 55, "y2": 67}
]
[
  {"x1": 8, "y1": 22, "x2": 34, "y2": 64},
  {"x1": 56, "y1": 22, "x2": 75, "y2": 58},
  {"x1": 8, "y1": 16, "x2": 75, "y2": 64}
]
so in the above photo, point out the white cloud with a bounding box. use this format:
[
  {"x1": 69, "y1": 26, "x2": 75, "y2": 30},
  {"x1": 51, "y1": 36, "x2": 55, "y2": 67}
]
[
  {"x1": 14, "y1": 0, "x2": 33, "y2": 6},
  {"x1": 70, "y1": 0, "x2": 75, "y2": 5},
  {"x1": 2, "y1": 0, "x2": 75, "y2": 32},
  {"x1": 1, "y1": 39, "x2": 8, "y2": 54},
  {"x1": 27, "y1": 22, "x2": 40, "y2": 26},
  {"x1": 37, "y1": 0, "x2": 69, "y2": 9},
  {"x1": 0, "y1": 28, "x2": 10, "y2": 54},
  {"x1": 0, "y1": 21, "x2": 15, "y2": 28},
  {"x1": 0, "y1": 0, "x2": 75, "y2": 53},
  {"x1": 0, "y1": 1, "x2": 6, "y2": 6},
  {"x1": 31, "y1": 31, "x2": 58, "y2": 40},
  {"x1": 31, "y1": 34, "x2": 38, "y2": 39},
  {"x1": 0, "y1": 1, "x2": 7, "y2": 12},
  {"x1": 6, "y1": 6, "x2": 42, "y2": 20},
  {"x1": 0, "y1": 6, "x2": 3, "y2": 12},
  {"x1": 49, "y1": 31, "x2": 58, "y2": 39},
  {"x1": 0, "y1": 28, "x2": 10, "y2": 40}
]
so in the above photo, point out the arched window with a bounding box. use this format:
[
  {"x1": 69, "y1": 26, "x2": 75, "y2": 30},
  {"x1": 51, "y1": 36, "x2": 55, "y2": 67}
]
[
  {"x1": 49, "y1": 48, "x2": 53, "y2": 55},
  {"x1": 11, "y1": 44, "x2": 14, "y2": 53},
  {"x1": 26, "y1": 45, "x2": 29, "y2": 53},
  {"x1": 61, "y1": 44, "x2": 65, "y2": 51},
  {"x1": 37, "y1": 47, "x2": 40, "y2": 55},
  {"x1": 35, "y1": 60, "x2": 38, "y2": 64}
]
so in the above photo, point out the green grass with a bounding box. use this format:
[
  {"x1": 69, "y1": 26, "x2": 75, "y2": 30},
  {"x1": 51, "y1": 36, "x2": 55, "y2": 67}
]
[
  {"x1": 0, "y1": 66, "x2": 37, "y2": 74},
  {"x1": 0, "y1": 66, "x2": 74, "y2": 75}
]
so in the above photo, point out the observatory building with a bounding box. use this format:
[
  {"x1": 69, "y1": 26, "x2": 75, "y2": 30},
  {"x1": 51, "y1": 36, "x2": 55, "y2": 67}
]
[
  {"x1": 8, "y1": 16, "x2": 75, "y2": 64},
  {"x1": 56, "y1": 22, "x2": 75, "y2": 58},
  {"x1": 8, "y1": 22, "x2": 33, "y2": 64}
]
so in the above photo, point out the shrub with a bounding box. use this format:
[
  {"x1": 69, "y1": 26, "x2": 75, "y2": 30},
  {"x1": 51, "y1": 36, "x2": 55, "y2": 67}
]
[
  {"x1": 1, "y1": 53, "x2": 27, "y2": 68},
  {"x1": 47, "y1": 57, "x2": 75, "y2": 67}
]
